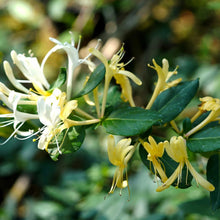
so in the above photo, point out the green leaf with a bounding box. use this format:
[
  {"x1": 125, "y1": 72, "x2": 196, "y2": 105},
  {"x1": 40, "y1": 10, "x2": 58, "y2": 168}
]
[
  {"x1": 179, "y1": 197, "x2": 220, "y2": 217},
  {"x1": 47, "y1": 126, "x2": 85, "y2": 161},
  {"x1": 74, "y1": 63, "x2": 105, "y2": 98},
  {"x1": 102, "y1": 107, "x2": 161, "y2": 136},
  {"x1": 182, "y1": 118, "x2": 192, "y2": 134},
  {"x1": 151, "y1": 79, "x2": 199, "y2": 124},
  {"x1": 139, "y1": 144, "x2": 192, "y2": 189},
  {"x1": 187, "y1": 125, "x2": 220, "y2": 152},
  {"x1": 17, "y1": 104, "x2": 37, "y2": 114},
  {"x1": 207, "y1": 154, "x2": 220, "y2": 211},
  {"x1": 49, "y1": 67, "x2": 67, "y2": 91},
  {"x1": 104, "y1": 86, "x2": 130, "y2": 116}
]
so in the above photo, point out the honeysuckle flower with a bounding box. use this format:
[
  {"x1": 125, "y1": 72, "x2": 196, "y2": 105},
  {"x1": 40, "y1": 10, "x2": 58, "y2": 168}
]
[
  {"x1": 3, "y1": 51, "x2": 50, "y2": 97},
  {"x1": 89, "y1": 46, "x2": 142, "y2": 117},
  {"x1": 10, "y1": 50, "x2": 50, "y2": 94},
  {"x1": 0, "y1": 91, "x2": 38, "y2": 144},
  {"x1": 146, "y1": 59, "x2": 181, "y2": 109},
  {"x1": 156, "y1": 136, "x2": 215, "y2": 192},
  {"x1": 41, "y1": 33, "x2": 91, "y2": 100},
  {"x1": 185, "y1": 96, "x2": 220, "y2": 137},
  {"x1": 36, "y1": 88, "x2": 78, "y2": 152},
  {"x1": 141, "y1": 136, "x2": 168, "y2": 183},
  {"x1": 107, "y1": 135, "x2": 136, "y2": 195}
]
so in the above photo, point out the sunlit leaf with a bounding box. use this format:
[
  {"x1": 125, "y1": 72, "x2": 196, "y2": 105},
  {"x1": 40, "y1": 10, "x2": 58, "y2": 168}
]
[
  {"x1": 151, "y1": 79, "x2": 199, "y2": 124},
  {"x1": 102, "y1": 107, "x2": 161, "y2": 136}
]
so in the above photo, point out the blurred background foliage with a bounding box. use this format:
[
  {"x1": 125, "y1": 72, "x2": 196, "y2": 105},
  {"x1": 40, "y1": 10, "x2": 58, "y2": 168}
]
[{"x1": 1, "y1": 0, "x2": 220, "y2": 219}]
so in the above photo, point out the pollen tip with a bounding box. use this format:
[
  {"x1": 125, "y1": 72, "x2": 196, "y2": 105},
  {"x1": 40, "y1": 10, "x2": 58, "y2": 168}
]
[{"x1": 88, "y1": 48, "x2": 94, "y2": 53}]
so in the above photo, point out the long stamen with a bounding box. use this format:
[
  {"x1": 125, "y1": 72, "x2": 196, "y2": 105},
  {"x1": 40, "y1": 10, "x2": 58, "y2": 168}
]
[{"x1": 0, "y1": 122, "x2": 24, "y2": 145}]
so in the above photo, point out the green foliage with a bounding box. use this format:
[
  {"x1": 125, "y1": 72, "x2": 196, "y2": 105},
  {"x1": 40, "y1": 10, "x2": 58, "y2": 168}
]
[
  {"x1": 207, "y1": 154, "x2": 220, "y2": 211},
  {"x1": 1, "y1": 0, "x2": 220, "y2": 218},
  {"x1": 17, "y1": 104, "x2": 37, "y2": 114},
  {"x1": 74, "y1": 64, "x2": 105, "y2": 98},
  {"x1": 102, "y1": 107, "x2": 161, "y2": 136},
  {"x1": 187, "y1": 126, "x2": 220, "y2": 152},
  {"x1": 151, "y1": 79, "x2": 199, "y2": 124},
  {"x1": 49, "y1": 67, "x2": 67, "y2": 91},
  {"x1": 182, "y1": 117, "x2": 192, "y2": 134},
  {"x1": 47, "y1": 126, "x2": 86, "y2": 161}
]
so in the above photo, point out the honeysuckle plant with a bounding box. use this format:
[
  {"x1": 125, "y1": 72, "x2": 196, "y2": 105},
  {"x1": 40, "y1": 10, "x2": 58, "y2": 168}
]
[{"x1": 0, "y1": 34, "x2": 220, "y2": 211}]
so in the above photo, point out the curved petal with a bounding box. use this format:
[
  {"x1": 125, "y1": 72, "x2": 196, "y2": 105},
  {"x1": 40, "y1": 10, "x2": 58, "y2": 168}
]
[
  {"x1": 186, "y1": 160, "x2": 215, "y2": 191},
  {"x1": 3, "y1": 61, "x2": 30, "y2": 94},
  {"x1": 156, "y1": 163, "x2": 182, "y2": 192},
  {"x1": 117, "y1": 70, "x2": 142, "y2": 85}
]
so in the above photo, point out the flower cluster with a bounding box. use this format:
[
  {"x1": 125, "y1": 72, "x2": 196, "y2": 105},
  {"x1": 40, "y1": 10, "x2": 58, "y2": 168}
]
[{"x1": 0, "y1": 34, "x2": 219, "y2": 202}]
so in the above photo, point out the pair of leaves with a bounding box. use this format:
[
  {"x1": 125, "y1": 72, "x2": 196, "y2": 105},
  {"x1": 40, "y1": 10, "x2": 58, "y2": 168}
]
[{"x1": 102, "y1": 79, "x2": 199, "y2": 136}]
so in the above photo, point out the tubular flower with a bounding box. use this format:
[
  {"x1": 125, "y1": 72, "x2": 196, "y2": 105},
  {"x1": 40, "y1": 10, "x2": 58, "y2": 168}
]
[
  {"x1": 3, "y1": 51, "x2": 50, "y2": 97},
  {"x1": 186, "y1": 97, "x2": 220, "y2": 137},
  {"x1": 141, "y1": 136, "x2": 168, "y2": 183},
  {"x1": 156, "y1": 136, "x2": 215, "y2": 192},
  {"x1": 36, "y1": 88, "x2": 78, "y2": 152},
  {"x1": 41, "y1": 33, "x2": 90, "y2": 100},
  {"x1": 0, "y1": 90, "x2": 39, "y2": 144},
  {"x1": 107, "y1": 135, "x2": 136, "y2": 195},
  {"x1": 89, "y1": 46, "x2": 142, "y2": 117},
  {"x1": 146, "y1": 59, "x2": 181, "y2": 109}
]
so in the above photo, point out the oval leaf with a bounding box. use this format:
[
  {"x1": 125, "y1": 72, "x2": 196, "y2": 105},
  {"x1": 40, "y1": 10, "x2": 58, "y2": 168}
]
[
  {"x1": 74, "y1": 63, "x2": 105, "y2": 98},
  {"x1": 151, "y1": 79, "x2": 199, "y2": 124},
  {"x1": 102, "y1": 107, "x2": 161, "y2": 136},
  {"x1": 187, "y1": 125, "x2": 220, "y2": 152}
]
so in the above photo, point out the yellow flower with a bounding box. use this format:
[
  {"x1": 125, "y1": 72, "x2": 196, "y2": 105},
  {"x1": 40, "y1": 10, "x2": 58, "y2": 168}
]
[
  {"x1": 146, "y1": 59, "x2": 181, "y2": 109},
  {"x1": 107, "y1": 135, "x2": 136, "y2": 195},
  {"x1": 186, "y1": 96, "x2": 220, "y2": 137},
  {"x1": 156, "y1": 136, "x2": 215, "y2": 192},
  {"x1": 141, "y1": 136, "x2": 168, "y2": 183},
  {"x1": 89, "y1": 46, "x2": 142, "y2": 117}
]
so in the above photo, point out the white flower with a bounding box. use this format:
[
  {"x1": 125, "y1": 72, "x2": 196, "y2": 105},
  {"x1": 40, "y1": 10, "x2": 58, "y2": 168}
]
[
  {"x1": 11, "y1": 50, "x2": 50, "y2": 91},
  {"x1": 3, "y1": 51, "x2": 50, "y2": 96},
  {"x1": 36, "y1": 89, "x2": 78, "y2": 152},
  {"x1": 41, "y1": 33, "x2": 89, "y2": 100},
  {"x1": 0, "y1": 91, "x2": 38, "y2": 144}
]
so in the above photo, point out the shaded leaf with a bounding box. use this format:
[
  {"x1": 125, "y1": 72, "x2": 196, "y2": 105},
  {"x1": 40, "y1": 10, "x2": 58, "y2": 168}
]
[
  {"x1": 179, "y1": 197, "x2": 220, "y2": 217},
  {"x1": 74, "y1": 63, "x2": 105, "y2": 98},
  {"x1": 49, "y1": 67, "x2": 67, "y2": 91},
  {"x1": 17, "y1": 104, "x2": 37, "y2": 114},
  {"x1": 47, "y1": 125, "x2": 85, "y2": 161},
  {"x1": 207, "y1": 154, "x2": 220, "y2": 211}
]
